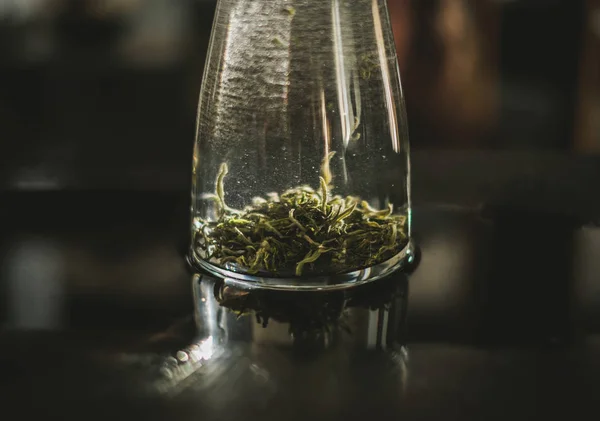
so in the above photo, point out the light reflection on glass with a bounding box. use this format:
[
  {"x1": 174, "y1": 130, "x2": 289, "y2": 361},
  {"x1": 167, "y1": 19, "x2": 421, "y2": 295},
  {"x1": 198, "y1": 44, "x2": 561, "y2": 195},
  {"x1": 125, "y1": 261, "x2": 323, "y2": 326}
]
[
  {"x1": 188, "y1": 335, "x2": 216, "y2": 362},
  {"x1": 148, "y1": 275, "x2": 227, "y2": 395},
  {"x1": 153, "y1": 335, "x2": 221, "y2": 396},
  {"x1": 149, "y1": 271, "x2": 410, "y2": 398}
]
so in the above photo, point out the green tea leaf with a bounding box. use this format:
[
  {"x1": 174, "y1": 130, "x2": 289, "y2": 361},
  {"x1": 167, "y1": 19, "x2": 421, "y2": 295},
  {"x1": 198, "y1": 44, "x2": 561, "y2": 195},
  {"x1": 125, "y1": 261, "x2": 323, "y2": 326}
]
[{"x1": 194, "y1": 153, "x2": 408, "y2": 277}]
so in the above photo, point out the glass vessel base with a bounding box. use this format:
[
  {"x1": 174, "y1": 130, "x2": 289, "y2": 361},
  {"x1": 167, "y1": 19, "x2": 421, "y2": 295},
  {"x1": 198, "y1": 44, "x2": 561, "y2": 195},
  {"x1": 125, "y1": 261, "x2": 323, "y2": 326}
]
[{"x1": 188, "y1": 238, "x2": 416, "y2": 291}]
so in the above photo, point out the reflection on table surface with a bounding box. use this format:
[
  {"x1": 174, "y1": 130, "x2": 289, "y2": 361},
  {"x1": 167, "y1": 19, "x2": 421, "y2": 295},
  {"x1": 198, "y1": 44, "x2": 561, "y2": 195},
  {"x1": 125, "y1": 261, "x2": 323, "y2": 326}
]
[{"x1": 149, "y1": 273, "x2": 409, "y2": 403}]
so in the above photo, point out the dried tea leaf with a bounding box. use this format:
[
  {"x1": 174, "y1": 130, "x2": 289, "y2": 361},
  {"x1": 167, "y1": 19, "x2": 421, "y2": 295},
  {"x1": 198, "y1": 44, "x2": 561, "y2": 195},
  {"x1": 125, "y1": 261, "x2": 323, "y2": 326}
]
[{"x1": 194, "y1": 153, "x2": 407, "y2": 277}]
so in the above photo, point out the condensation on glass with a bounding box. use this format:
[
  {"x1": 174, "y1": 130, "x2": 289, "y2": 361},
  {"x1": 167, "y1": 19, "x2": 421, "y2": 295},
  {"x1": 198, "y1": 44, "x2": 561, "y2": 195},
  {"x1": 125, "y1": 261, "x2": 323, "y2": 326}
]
[{"x1": 190, "y1": 0, "x2": 414, "y2": 290}]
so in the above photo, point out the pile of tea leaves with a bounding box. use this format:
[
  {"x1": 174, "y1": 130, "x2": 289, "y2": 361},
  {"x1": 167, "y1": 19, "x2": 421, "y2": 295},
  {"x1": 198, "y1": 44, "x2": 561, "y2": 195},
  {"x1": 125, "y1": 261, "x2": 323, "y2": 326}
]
[{"x1": 194, "y1": 153, "x2": 407, "y2": 276}]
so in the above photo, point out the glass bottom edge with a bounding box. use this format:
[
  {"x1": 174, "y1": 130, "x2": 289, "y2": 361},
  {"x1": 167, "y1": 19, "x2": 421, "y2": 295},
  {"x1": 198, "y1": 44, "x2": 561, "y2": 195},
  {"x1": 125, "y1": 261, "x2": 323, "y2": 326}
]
[{"x1": 187, "y1": 237, "x2": 416, "y2": 291}]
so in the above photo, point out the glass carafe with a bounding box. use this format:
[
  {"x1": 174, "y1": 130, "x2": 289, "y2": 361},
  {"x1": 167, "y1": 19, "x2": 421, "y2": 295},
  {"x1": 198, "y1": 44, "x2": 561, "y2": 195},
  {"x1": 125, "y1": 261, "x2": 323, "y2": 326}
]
[{"x1": 190, "y1": 0, "x2": 414, "y2": 290}]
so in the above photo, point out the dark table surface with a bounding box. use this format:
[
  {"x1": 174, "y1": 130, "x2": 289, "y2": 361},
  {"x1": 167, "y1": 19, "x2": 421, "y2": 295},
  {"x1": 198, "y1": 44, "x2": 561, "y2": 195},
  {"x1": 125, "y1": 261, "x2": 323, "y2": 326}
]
[{"x1": 2, "y1": 152, "x2": 600, "y2": 420}]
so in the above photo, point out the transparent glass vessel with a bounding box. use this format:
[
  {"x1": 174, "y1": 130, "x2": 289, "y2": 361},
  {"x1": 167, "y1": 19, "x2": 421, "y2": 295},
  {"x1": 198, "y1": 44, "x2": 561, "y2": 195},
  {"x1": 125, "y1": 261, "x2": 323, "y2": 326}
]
[{"x1": 190, "y1": 0, "x2": 414, "y2": 290}]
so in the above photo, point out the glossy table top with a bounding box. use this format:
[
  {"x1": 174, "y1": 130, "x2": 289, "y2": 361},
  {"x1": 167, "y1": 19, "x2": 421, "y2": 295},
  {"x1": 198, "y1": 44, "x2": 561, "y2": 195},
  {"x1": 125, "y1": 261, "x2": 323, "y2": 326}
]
[{"x1": 1, "y1": 158, "x2": 600, "y2": 419}]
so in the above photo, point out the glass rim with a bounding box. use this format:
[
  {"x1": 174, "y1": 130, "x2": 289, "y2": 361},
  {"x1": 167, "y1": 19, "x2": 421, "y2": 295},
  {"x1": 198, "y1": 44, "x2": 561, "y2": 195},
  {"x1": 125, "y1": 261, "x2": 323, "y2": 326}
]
[{"x1": 188, "y1": 237, "x2": 415, "y2": 291}]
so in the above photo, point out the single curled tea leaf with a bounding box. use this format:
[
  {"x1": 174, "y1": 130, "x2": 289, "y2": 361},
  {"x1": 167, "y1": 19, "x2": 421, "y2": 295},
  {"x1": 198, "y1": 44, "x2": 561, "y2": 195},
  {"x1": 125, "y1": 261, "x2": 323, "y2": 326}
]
[
  {"x1": 321, "y1": 151, "x2": 336, "y2": 186},
  {"x1": 296, "y1": 248, "x2": 331, "y2": 276},
  {"x1": 319, "y1": 177, "x2": 328, "y2": 213},
  {"x1": 234, "y1": 228, "x2": 253, "y2": 245},
  {"x1": 216, "y1": 163, "x2": 228, "y2": 214},
  {"x1": 331, "y1": 202, "x2": 357, "y2": 226},
  {"x1": 260, "y1": 221, "x2": 284, "y2": 238},
  {"x1": 289, "y1": 209, "x2": 306, "y2": 231}
]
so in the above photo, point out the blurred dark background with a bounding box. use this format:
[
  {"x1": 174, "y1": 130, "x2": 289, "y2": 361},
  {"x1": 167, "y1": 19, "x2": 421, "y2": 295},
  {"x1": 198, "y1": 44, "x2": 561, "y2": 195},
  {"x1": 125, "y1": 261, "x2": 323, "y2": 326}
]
[{"x1": 0, "y1": 0, "x2": 596, "y2": 190}]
